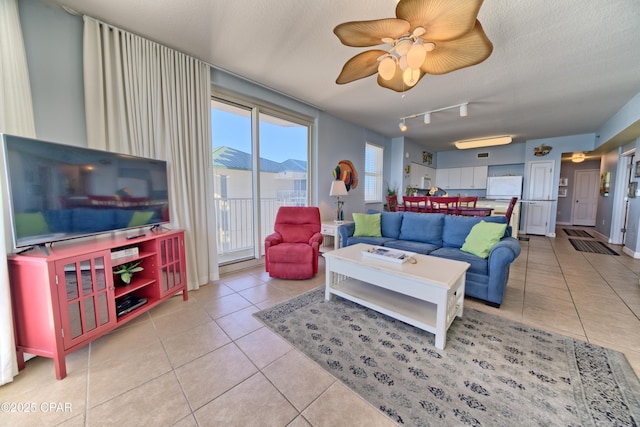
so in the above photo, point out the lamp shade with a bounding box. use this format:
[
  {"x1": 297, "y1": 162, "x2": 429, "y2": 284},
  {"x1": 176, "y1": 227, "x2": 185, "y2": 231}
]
[{"x1": 329, "y1": 180, "x2": 348, "y2": 196}]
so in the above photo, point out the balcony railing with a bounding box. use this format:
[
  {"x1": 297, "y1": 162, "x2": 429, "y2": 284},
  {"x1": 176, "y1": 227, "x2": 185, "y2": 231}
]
[{"x1": 213, "y1": 196, "x2": 307, "y2": 264}]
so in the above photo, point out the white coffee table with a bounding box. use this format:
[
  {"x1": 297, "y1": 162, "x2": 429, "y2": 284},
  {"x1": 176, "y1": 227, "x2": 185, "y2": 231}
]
[{"x1": 323, "y1": 243, "x2": 470, "y2": 349}]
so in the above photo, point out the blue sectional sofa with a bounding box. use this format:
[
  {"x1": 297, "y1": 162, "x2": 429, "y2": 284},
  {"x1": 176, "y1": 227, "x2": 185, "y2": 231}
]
[{"x1": 338, "y1": 211, "x2": 521, "y2": 307}]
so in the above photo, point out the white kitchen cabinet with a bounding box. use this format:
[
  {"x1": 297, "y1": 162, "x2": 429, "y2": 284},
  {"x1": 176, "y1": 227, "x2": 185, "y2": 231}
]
[
  {"x1": 523, "y1": 200, "x2": 551, "y2": 236},
  {"x1": 448, "y1": 168, "x2": 462, "y2": 188},
  {"x1": 409, "y1": 163, "x2": 436, "y2": 189},
  {"x1": 472, "y1": 166, "x2": 488, "y2": 189},
  {"x1": 436, "y1": 168, "x2": 449, "y2": 188},
  {"x1": 436, "y1": 166, "x2": 488, "y2": 190},
  {"x1": 460, "y1": 166, "x2": 488, "y2": 189}
]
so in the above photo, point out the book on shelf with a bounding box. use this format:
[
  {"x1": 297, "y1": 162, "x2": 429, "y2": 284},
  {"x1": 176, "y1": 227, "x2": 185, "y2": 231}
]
[{"x1": 111, "y1": 247, "x2": 139, "y2": 261}]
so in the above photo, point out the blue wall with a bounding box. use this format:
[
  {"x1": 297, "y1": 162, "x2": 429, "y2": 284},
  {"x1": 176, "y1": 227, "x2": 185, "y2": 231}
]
[
  {"x1": 17, "y1": 0, "x2": 640, "y2": 254},
  {"x1": 18, "y1": 0, "x2": 391, "y2": 223}
]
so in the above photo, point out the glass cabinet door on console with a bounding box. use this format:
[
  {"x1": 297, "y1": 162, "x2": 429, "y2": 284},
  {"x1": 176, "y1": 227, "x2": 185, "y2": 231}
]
[
  {"x1": 56, "y1": 252, "x2": 116, "y2": 348},
  {"x1": 158, "y1": 234, "x2": 186, "y2": 298}
]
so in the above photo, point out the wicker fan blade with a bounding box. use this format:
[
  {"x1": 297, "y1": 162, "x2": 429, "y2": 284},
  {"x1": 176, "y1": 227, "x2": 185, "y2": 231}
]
[
  {"x1": 377, "y1": 67, "x2": 425, "y2": 92},
  {"x1": 396, "y1": 0, "x2": 482, "y2": 41},
  {"x1": 334, "y1": 19, "x2": 410, "y2": 47},
  {"x1": 420, "y1": 21, "x2": 493, "y2": 75},
  {"x1": 336, "y1": 50, "x2": 389, "y2": 84}
]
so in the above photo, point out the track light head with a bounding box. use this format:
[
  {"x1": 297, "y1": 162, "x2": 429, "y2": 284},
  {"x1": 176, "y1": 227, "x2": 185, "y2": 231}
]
[{"x1": 400, "y1": 103, "x2": 469, "y2": 129}]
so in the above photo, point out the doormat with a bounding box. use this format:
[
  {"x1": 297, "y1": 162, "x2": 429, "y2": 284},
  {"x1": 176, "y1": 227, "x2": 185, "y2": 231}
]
[
  {"x1": 569, "y1": 238, "x2": 619, "y2": 255},
  {"x1": 564, "y1": 228, "x2": 593, "y2": 238}
]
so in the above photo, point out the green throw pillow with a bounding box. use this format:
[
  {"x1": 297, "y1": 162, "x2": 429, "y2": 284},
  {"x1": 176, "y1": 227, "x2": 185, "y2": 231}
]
[
  {"x1": 353, "y1": 213, "x2": 382, "y2": 237},
  {"x1": 15, "y1": 212, "x2": 50, "y2": 238},
  {"x1": 128, "y1": 211, "x2": 155, "y2": 227},
  {"x1": 461, "y1": 220, "x2": 507, "y2": 258}
]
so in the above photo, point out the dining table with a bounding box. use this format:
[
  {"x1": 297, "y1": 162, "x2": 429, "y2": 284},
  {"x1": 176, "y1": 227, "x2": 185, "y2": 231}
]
[{"x1": 456, "y1": 207, "x2": 494, "y2": 217}]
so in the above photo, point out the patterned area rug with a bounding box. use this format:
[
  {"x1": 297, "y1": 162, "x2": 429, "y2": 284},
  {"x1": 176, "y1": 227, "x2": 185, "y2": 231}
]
[
  {"x1": 564, "y1": 228, "x2": 594, "y2": 238},
  {"x1": 255, "y1": 288, "x2": 640, "y2": 426},
  {"x1": 569, "y1": 238, "x2": 619, "y2": 255}
]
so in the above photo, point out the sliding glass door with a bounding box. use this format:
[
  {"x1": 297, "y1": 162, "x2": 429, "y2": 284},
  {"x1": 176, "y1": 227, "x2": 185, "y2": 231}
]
[{"x1": 211, "y1": 98, "x2": 311, "y2": 266}]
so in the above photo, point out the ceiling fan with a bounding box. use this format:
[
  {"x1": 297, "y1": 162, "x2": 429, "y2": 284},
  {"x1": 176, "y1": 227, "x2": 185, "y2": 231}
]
[{"x1": 333, "y1": 0, "x2": 493, "y2": 92}]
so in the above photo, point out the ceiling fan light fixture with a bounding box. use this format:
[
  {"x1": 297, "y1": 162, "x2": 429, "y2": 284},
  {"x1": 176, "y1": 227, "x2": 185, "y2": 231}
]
[
  {"x1": 423, "y1": 42, "x2": 436, "y2": 52},
  {"x1": 402, "y1": 68, "x2": 420, "y2": 86},
  {"x1": 395, "y1": 38, "x2": 413, "y2": 56},
  {"x1": 455, "y1": 136, "x2": 512, "y2": 150},
  {"x1": 378, "y1": 56, "x2": 396, "y2": 80},
  {"x1": 406, "y1": 42, "x2": 426, "y2": 69},
  {"x1": 333, "y1": 2, "x2": 492, "y2": 92}
]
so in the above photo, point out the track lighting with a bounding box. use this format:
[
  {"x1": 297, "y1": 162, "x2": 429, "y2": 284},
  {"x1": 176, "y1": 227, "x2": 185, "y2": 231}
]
[{"x1": 399, "y1": 103, "x2": 468, "y2": 132}]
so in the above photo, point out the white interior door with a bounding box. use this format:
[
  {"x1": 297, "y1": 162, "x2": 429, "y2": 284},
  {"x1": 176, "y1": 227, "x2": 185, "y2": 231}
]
[
  {"x1": 525, "y1": 160, "x2": 554, "y2": 235},
  {"x1": 528, "y1": 161, "x2": 554, "y2": 200},
  {"x1": 572, "y1": 169, "x2": 599, "y2": 226}
]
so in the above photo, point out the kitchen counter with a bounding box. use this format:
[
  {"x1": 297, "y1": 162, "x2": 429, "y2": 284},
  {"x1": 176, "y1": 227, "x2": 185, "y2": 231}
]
[{"x1": 476, "y1": 199, "x2": 521, "y2": 238}]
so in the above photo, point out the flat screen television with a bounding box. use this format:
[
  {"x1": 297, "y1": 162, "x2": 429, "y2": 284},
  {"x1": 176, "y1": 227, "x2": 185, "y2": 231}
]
[{"x1": 1, "y1": 133, "x2": 170, "y2": 250}]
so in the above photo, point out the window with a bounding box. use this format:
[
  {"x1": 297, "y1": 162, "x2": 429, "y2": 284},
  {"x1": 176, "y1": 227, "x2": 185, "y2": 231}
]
[
  {"x1": 364, "y1": 143, "x2": 383, "y2": 203},
  {"x1": 211, "y1": 97, "x2": 312, "y2": 266}
]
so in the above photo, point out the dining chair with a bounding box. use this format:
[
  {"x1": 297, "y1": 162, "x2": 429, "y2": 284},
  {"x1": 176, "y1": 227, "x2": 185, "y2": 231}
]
[
  {"x1": 429, "y1": 196, "x2": 459, "y2": 215},
  {"x1": 458, "y1": 196, "x2": 478, "y2": 208},
  {"x1": 402, "y1": 196, "x2": 429, "y2": 212},
  {"x1": 505, "y1": 197, "x2": 518, "y2": 225}
]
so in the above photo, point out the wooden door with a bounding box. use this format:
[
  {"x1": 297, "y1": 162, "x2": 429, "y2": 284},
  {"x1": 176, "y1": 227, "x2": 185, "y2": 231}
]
[{"x1": 572, "y1": 169, "x2": 599, "y2": 226}]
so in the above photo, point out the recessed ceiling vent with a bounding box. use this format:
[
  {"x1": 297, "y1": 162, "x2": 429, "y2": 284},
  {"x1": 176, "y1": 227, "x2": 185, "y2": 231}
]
[{"x1": 477, "y1": 152, "x2": 490, "y2": 158}]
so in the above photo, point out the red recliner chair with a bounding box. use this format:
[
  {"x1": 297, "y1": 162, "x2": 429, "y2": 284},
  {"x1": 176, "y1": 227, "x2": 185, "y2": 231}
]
[{"x1": 264, "y1": 206, "x2": 323, "y2": 279}]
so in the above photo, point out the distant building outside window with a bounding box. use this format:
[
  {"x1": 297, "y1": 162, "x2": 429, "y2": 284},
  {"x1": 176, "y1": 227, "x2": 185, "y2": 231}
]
[{"x1": 364, "y1": 143, "x2": 383, "y2": 203}]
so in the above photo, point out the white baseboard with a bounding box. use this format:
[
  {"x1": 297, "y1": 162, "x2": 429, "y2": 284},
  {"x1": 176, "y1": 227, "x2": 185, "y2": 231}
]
[{"x1": 622, "y1": 246, "x2": 640, "y2": 259}]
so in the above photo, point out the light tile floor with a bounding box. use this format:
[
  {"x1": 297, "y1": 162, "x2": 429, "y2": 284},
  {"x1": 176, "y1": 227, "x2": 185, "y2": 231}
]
[{"x1": 1, "y1": 227, "x2": 639, "y2": 426}]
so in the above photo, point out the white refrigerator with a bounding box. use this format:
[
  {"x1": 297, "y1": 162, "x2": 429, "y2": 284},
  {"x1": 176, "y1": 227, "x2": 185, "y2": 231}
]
[{"x1": 486, "y1": 176, "x2": 523, "y2": 200}]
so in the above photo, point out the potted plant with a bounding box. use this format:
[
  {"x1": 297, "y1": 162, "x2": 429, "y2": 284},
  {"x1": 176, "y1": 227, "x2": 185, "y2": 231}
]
[
  {"x1": 386, "y1": 182, "x2": 397, "y2": 196},
  {"x1": 405, "y1": 185, "x2": 418, "y2": 196},
  {"x1": 113, "y1": 261, "x2": 143, "y2": 286}
]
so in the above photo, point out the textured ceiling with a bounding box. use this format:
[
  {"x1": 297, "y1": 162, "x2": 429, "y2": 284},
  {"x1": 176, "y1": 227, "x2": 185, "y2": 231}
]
[{"x1": 45, "y1": 0, "x2": 640, "y2": 154}]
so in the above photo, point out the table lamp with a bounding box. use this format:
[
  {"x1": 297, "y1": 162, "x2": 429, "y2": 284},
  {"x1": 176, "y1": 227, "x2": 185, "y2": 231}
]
[{"x1": 329, "y1": 180, "x2": 348, "y2": 222}]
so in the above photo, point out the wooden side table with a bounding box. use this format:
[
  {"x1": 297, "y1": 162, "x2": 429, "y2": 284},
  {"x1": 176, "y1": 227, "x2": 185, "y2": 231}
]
[{"x1": 320, "y1": 221, "x2": 353, "y2": 252}]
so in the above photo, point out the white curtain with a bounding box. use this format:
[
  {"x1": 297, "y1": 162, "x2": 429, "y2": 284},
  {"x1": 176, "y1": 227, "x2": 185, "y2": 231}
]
[
  {"x1": 0, "y1": 0, "x2": 36, "y2": 385},
  {"x1": 83, "y1": 17, "x2": 218, "y2": 289}
]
